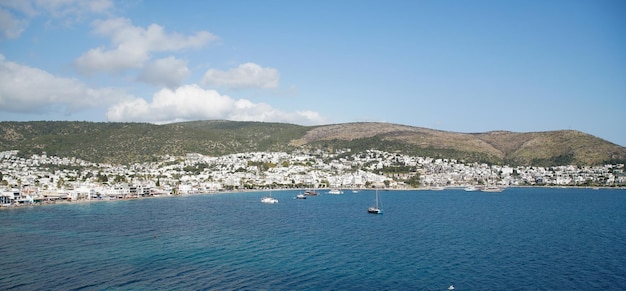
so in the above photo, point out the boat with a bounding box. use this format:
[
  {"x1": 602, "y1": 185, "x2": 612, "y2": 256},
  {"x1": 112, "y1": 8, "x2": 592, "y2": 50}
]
[
  {"x1": 327, "y1": 189, "x2": 343, "y2": 194},
  {"x1": 481, "y1": 186, "x2": 503, "y2": 192},
  {"x1": 304, "y1": 190, "x2": 319, "y2": 196},
  {"x1": 367, "y1": 189, "x2": 383, "y2": 214},
  {"x1": 303, "y1": 185, "x2": 319, "y2": 196},
  {"x1": 464, "y1": 185, "x2": 478, "y2": 192},
  {"x1": 295, "y1": 193, "x2": 307, "y2": 199},
  {"x1": 261, "y1": 189, "x2": 278, "y2": 204},
  {"x1": 261, "y1": 196, "x2": 278, "y2": 203},
  {"x1": 481, "y1": 179, "x2": 503, "y2": 192}
]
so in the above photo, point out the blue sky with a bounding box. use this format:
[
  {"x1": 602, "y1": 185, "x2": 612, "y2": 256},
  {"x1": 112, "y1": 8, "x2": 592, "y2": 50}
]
[{"x1": 1, "y1": 0, "x2": 625, "y2": 146}]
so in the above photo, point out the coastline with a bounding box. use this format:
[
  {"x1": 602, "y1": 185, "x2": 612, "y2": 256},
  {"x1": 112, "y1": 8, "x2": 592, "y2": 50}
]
[{"x1": 3, "y1": 185, "x2": 624, "y2": 210}]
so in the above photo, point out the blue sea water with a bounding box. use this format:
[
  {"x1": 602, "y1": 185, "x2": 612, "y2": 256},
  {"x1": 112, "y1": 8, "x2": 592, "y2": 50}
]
[{"x1": 1, "y1": 187, "x2": 625, "y2": 290}]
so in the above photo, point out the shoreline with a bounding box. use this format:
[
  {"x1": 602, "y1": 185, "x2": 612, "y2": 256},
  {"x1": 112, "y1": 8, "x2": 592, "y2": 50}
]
[{"x1": 2, "y1": 185, "x2": 624, "y2": 210}]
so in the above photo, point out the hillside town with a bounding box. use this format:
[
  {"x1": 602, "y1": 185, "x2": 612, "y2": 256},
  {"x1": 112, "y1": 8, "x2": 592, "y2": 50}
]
[{"x1": 1, "y1": 149, "x2": 624, "y2": 206}]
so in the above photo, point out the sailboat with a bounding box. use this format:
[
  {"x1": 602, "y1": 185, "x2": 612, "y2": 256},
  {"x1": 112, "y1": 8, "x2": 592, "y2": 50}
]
[
  {"x1": 261, "y1": 188, "x2": 278, "y2": 204},
  {"x1": 481, "y1": 179, "x2": 503, "y2": 192},
  {"x1": 303, "y1": 183, "x2": 319, "y2": 196},
  {"x1": 367, "y1": 189, "x2": 383, "y2": 214},
  {"x1": 481, "y1": 185, "x2": 503, "y2": 192}
]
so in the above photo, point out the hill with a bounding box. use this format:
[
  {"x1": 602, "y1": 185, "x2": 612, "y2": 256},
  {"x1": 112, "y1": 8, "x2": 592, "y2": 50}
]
[{"x1": 0, "y1": 120, "x2": 624, "y2": 166}]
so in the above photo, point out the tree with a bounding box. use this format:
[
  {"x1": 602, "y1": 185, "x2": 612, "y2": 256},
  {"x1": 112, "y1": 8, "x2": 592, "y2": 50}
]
[
  {"x1": 97, "y1": 173, "x2": 108, "y2": 183},
  {"x1": 405, "y1": 174, "x2": 421, "y2": 188}
]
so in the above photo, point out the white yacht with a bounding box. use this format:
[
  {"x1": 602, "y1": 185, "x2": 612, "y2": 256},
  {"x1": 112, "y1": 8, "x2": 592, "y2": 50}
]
[
  {"x1": 464, "y1": 185, "x2": 479, "y2": 192},
  {"x1": 261, "y1": 189, "x2": 278, "y2": 204},
  {"x1": 261, "y1": 196, "x2": 278, "y2": 204},
  {"x1": 327, "y1": 189, "x2": 344, "y2": 194},
  {"x1": 367, "y1": 190, "x2": 383, "y2": 214}
]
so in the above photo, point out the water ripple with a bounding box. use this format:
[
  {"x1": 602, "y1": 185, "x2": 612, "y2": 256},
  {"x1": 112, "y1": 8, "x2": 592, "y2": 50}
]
[{"x1": 2, "y1": 188, "x2": 626, "y2": 290}]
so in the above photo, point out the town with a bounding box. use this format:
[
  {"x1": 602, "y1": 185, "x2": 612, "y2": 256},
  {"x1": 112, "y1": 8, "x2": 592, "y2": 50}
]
[{"x1": 1, "y1": 149, "x2": 624, "y2": 206}]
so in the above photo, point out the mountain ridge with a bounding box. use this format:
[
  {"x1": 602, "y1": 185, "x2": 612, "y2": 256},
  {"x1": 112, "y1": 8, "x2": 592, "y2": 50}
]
[{"x1": 0, "y1": 120, "x2": 623, "y2": 166}]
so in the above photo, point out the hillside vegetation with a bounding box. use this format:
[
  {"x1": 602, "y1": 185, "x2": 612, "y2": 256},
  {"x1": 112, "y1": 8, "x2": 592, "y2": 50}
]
[{"x1": 1, "y1": 120, "x2": 624, "y2": 166}]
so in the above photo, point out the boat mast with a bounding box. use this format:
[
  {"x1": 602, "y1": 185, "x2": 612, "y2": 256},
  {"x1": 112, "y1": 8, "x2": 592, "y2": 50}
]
[{"x1": 375, "y1": 189, "x2": 378, "y2": 208}]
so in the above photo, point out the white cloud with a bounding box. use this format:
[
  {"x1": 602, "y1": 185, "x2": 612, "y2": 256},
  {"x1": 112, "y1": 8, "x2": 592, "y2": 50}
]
[
  {"x1": 106, "y1": 84, "x2": 232, "y2": 123},
  {"x1": 0, "y1": 54, "x2": 130, "y2": 114},
  {"x1": 0, "y1": 8, "x2": 26, "y2": 38},
  {"x1": 106, "y1": 84, "x2": 325, "y2": 125},
  {"x1": 75, "y1": 17, "x2": 217, "y2": 74},
  {"x1": 0, "y1": 0, "x2": 114, "y2": 38},
  {"x1": 202, "y1": 63, "x2": 280, "y2": 89},
  {"x1": 137, "y1": 56, "x2": 189, "y2": 88},
  {"x1": 38, "y1": 0, "x2": 114, "y2": 17},
  {"x1": 75, "y1": 45, "x2": 148, "y2": 74}
]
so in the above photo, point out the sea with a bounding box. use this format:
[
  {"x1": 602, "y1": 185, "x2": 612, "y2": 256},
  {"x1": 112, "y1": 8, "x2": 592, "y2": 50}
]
[{"x1": 1, "y1": 187, "x2": 625, "y2": 290}]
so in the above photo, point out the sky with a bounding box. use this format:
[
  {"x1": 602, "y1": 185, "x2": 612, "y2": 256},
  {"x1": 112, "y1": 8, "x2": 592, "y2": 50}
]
[{"x1": 1, "y1": 0, "x2": 625, "y2": 146}]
